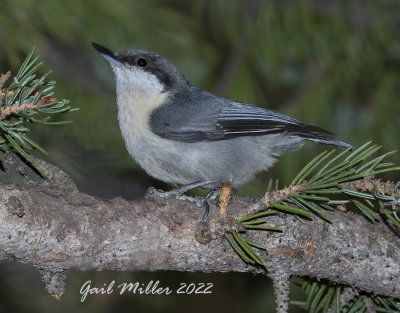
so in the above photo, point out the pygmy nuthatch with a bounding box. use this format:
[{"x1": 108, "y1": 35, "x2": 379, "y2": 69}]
[{"x1": 92, "y1": 42, "x2": 351, "y2": 217}]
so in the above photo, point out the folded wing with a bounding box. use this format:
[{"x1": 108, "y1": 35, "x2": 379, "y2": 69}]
[{"x1": 150, "y1": 88, "x2": 351, "y2": 149}]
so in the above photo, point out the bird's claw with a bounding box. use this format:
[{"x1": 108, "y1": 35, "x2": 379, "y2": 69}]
[
  {"x1": 200, "y1": 200, "x2": 210, "y2": 220},
  {"x1": 145, "y1": 187, "x2": 173, "y2": 199},
  {"x1": 145, "y1": 186, "x2": 210, "y2": 219},
  {"x1": 167, "y1": 194, "x2": 210, "y2": 219},
  {"x1": 145, "y1": 182, "x2": 229, "y2": 220}
]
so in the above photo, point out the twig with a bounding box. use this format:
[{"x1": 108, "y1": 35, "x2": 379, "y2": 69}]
[
  {"x1": 0, "y1": 96, "x2": 56, "y2": 120},
  {"x1": 0, "y1": 71, "x2": 11, "y2": 106},
  {"x1": 219, "y1": 182, "x2": 232, "y2": 216},
  {"x1": 340, "y1": 177, "x2": 398, "y2": 197},
  {"x1": 246, "y1": 184, "x2": 302, "y2": 216},
  {"x1": 1, "y1": 71, "x2": 57, "y2": 120}
]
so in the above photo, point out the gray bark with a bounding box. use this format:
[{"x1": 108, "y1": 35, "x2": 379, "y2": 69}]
[{"x1": 0, "y1": 153, "x2": 399, "y2": 300}]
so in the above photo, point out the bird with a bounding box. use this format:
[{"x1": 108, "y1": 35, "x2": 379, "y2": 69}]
[{"x1": 92, "y1": 42, "x2": 351, "y2": 218}]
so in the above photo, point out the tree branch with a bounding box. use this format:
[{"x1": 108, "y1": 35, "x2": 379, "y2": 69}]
[
  {"x1": 0, "y1": 153, "x2": 399, "y2": 300},
  {"x1": 0, "y1": 71, "x2": 57, "y2": 120}
]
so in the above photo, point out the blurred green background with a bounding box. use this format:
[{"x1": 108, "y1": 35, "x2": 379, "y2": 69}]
[{"x1": 1, "y1": 0, "x2": 399, "y2": 312}]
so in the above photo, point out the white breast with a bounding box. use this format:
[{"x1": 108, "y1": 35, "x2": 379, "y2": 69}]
[{"x1": 113, "y1": 66, "x2": 194, "y2": 184}]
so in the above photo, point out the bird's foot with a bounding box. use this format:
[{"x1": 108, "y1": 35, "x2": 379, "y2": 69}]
[
  {"x1": 145, "y1": 181, "x2": 214, "y2": 219},
  {"x1": 145, "y1": 187, "x2": 181, "y2": 199},
  {"x1": 204, "y1": 189, "x2": 220, "y2": 201},
  {"x1": 146, "y1": 187, "x2": 210, "y2": 219}
]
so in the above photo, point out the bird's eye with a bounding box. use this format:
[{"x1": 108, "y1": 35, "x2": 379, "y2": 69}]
[{"x1": 136, "y1": 58, "x2": 148, "y2": 67}]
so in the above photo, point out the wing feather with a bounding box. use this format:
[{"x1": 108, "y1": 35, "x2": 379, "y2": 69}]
[
  {"x1": 149, "y1": 88, "x2": 351, "y2": 149},
  {"x1": 218, "y1": 102, "x2": 332, "y2": 137}
]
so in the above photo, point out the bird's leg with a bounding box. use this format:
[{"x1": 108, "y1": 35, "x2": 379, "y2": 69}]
[
  {"x1": 145, "y1": 180, "x2": 214, "y2": 219},
  {"x1": 205, "y1": 189, "x2": 220, "y2": 201},
  {"x1": 145, "y1": 181, "x2": 234, "y2": 219},
  {"x1": 218, "y1": 182, "x2": 232, "y2": 216},
  {"x1": 145, "y1": 180, "x2": 213, "y2": 199},
  {"x1": 232, "y1": 187, "x2": 239, "y2": 198}
]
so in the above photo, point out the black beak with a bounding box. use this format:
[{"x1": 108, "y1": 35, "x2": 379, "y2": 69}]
[
  {"x1": 91, "y1": 42, "x2": 114, "y2": 57},
  {"x1": 91, "y1": 42, "x2": 122, "y2": 67}
]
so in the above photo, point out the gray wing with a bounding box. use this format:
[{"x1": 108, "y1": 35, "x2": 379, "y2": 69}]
[
  {"x1": 150, "y1": 88, "x2": 225, "y2": 142},
  {"x1": 150, "y1": 88, "x2": 350, "y2": 149}
]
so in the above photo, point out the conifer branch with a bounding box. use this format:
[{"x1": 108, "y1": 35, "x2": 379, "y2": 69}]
[
  {"x1": 0, "y1": 93, "x2": 56, "y2": 120},
  {"x1": 0, "y1": 48, "x2": 76, "y2": 174},
  {"x1": 226, "y1": 143, "x2": 400, "y2": 313},
  {"x1": 1, "y1": 50, "x2": 399, "y2": 313}
]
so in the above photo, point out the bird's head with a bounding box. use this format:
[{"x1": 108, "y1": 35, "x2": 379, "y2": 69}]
[{"x1": 92, "y1": 42, "x2": 188, "y2": 97}]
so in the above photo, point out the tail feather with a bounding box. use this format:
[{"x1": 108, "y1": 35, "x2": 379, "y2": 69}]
[{"x1": 297, "y1": 133, "x2": 352, "y2": 150}]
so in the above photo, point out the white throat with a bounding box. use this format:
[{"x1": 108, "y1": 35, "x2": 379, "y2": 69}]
[
  {"x1": 113, "y1": 65, "x2": 167, "y2": 127},
  {"x1": 112, "y1": 65, "x2": 170, "y2": 167}
]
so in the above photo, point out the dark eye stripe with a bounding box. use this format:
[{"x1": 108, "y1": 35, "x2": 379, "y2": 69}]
[
  {"x1": 118, "y1": 55, "x2": 136, "y2": 65},
  {"x1": 117, "y1": 53, "x2": 173, "y2": 91}
]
